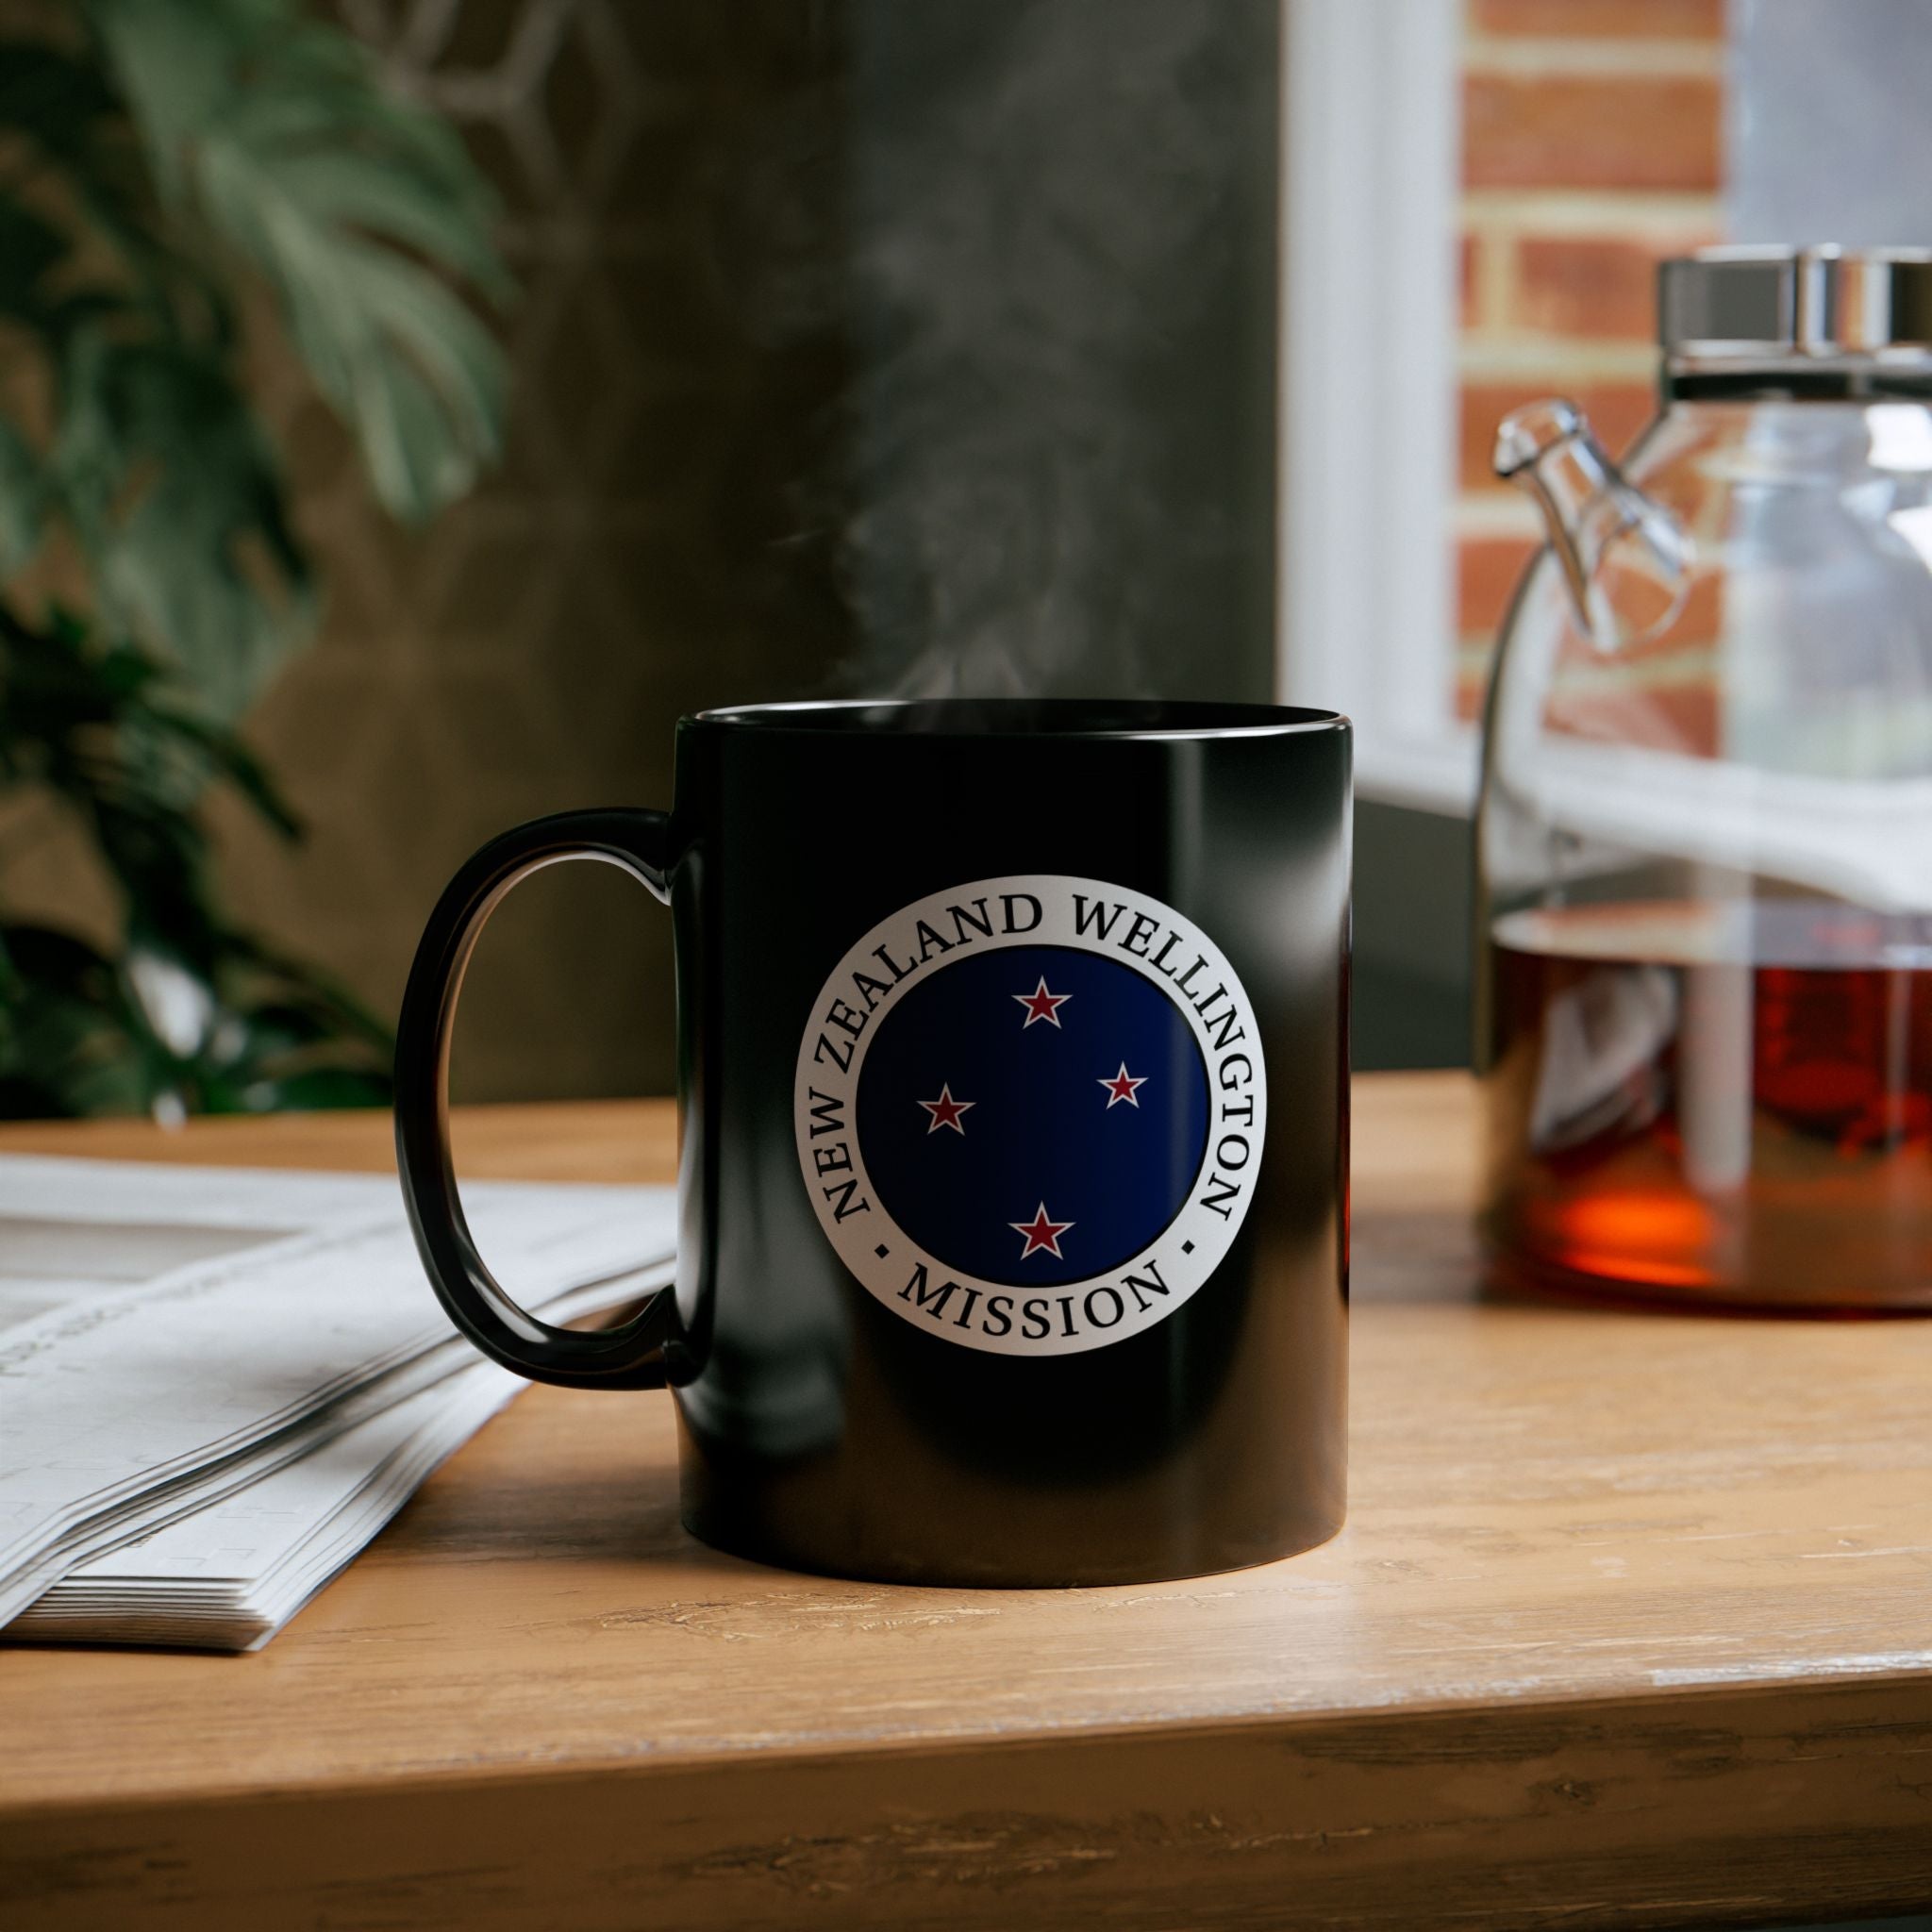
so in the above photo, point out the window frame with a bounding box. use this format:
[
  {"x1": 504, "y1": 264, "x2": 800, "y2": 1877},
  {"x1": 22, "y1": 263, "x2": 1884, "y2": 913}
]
[{"x1": 1275, "y1": 0, "x2": 1476, "y2": 816}]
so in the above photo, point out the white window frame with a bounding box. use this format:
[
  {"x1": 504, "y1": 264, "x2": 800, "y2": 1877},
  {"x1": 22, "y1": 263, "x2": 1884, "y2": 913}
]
[{"x1": 1277, "y1": 0, "x2": 1476, "y2": 815}]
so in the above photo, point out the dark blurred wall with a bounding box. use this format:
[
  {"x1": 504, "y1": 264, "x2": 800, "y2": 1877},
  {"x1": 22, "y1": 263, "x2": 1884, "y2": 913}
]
[
  {"x1": 836, "y1": 0, "x2": 1279, "y2": 701},
  {"x1": 1353, "y1": 801, "x2": 1471, "y2": 1072},
  {"x1": 212, "y1": 0, "x2": 1279, "y2": 1102}
]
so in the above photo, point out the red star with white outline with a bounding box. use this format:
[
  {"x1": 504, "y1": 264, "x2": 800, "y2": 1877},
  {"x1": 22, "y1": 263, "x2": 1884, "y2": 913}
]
[
  {"x1": 1013, "y1": 977, "x2": 1072, "y2": 1027},
  {"x1": 1098, "y1": 1062, "x2": 1147, "y2": 1108},
  {"x1": 1009, "y1": 1202, "x2": 1074, "y2": 1260},
  {"x1": 918, "y1": 1084, "x2": 974, "y2": 1134}
]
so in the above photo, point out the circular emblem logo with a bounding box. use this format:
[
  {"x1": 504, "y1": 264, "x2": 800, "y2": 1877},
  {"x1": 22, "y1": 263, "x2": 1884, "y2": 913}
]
[{"x1": 792, "y1": 874, "x2": 1267, "y2": 1357}]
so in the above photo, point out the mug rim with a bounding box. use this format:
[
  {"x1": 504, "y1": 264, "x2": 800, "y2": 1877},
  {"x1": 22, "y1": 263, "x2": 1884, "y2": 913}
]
[{"x1": 689, "y1": 698, "x2": 1349, "y2": 741}]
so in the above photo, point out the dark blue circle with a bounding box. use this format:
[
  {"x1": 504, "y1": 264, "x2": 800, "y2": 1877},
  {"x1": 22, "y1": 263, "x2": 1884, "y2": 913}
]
[{"x1": 855, "y1": 943, "x2": 1210, "y2": 1287}]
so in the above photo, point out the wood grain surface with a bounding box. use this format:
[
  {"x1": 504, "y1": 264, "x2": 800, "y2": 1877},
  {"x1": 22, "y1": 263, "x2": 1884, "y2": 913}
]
[{"x1": 3, "y1": 1074, "x2": 1931, "y2": 1931}]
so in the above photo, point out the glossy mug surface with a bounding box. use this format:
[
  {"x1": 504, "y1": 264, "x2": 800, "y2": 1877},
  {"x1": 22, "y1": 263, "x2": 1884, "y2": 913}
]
[{"x1": 395, "y1": 699, "x2": 1351, "y2": 1586}]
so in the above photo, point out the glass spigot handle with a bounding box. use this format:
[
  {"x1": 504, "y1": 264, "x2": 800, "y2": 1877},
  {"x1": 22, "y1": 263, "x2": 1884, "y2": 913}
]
[{"x1": 1495, "y1": 397, "x2": 1691, "y2": 651}]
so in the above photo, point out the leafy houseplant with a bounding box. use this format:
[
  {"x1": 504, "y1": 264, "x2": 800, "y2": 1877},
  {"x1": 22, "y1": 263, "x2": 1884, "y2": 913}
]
[{"x1": 0, "y1": 0, "x2": 507, "y2": 1117}]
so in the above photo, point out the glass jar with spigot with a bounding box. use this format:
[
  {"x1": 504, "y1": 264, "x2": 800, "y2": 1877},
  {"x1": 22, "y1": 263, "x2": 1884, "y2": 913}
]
[{"x1": 1478, "y1": 246, "x2": 1932, "y2": 1310}]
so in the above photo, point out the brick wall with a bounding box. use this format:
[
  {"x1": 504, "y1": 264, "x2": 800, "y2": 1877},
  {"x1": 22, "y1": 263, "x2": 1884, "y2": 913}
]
[{"x1": 1454, "y1": 0, "x2": 1726, "y2": 720}]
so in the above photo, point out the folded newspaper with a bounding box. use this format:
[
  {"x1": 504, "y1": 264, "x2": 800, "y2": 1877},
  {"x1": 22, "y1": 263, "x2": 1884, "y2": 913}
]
[{"x1": 0, "y1": 1156, "x2": 675, "y2": 1651}]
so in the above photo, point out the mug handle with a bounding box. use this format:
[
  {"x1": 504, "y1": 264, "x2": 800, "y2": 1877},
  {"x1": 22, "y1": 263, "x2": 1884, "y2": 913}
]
[{"x1": 394, "y1": 808, "x2": 680, "y2": 1390}]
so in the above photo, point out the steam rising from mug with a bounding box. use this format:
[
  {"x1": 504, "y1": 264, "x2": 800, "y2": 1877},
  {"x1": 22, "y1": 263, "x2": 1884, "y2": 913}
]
[{"x1": 757, "y1": 0, "x2": 1279, "y2": 700}]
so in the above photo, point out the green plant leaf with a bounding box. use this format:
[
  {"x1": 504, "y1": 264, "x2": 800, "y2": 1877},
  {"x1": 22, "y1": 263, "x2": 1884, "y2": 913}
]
[
  {"x1": 50, "y1": 329, "x2": 313, "y2": 715},
  {"x1": 230, "y1": 1066, "x2": 391, "y2": 1113},
  {"x1": 0, "y1": 35, "x2": 216, "y2": 338},
  {"x1": 0, "y1": 197, "x2": 69, "y2": 325},
  {"x1": 0, "y1": 0, "x2": 492, "y2": 1119},
  {"x1": 90, "y1": 0, "x2": 509, "y2": 524},
  {"x1": 0, "y1": 43, "x2": 123, "y2": 165},
  {"x1": 143, "y1": 702, "x2": 301, "y2": 837},
  {"x1": 78, "y1": 0, "x2": 243, "y2": 202},
  {"x1": 0, "y1": 418, "x2": 43, "y2": 572},
  {"x1": 0, "y1": 923, "x2": 151, "y2": 1118}
]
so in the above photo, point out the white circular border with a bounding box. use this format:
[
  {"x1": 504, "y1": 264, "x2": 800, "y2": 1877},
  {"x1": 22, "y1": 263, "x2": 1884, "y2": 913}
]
[{"x1": 792, "y1": 874, "x2": 1268, "y2": 1357}]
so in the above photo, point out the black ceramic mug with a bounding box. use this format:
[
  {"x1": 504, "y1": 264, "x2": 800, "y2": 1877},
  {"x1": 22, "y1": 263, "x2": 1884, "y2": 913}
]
[{"x1": 395, "y1": 699, "x2": 1350, "y2": 1586}]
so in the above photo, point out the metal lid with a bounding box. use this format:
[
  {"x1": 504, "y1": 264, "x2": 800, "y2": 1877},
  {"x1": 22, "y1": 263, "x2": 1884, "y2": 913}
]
[{"x1": 1659, "y1": 247, "x2": 1932, "y2": 362}]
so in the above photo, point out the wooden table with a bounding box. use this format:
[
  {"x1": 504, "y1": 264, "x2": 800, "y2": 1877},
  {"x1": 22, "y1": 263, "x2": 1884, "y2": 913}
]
[{"x1": 3, "y1": 1074, "x2": 1931, "y2": 1931}]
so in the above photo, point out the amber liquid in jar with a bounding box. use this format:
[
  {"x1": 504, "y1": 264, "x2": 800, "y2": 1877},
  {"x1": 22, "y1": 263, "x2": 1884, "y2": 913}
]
[{"x1": 1483, "y1": 900, "x2": 1932, "y2": 1309}]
